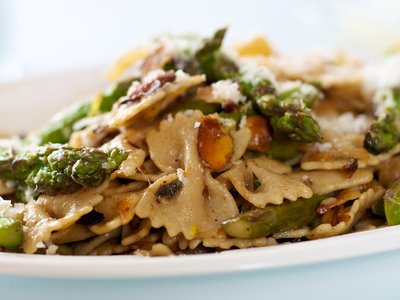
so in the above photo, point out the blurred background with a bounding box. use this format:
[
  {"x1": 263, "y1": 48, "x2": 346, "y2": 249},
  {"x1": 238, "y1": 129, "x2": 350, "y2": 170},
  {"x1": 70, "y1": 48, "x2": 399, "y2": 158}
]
[{"x1": 1, "y1": 0, "x2": 400, "y2": 83}]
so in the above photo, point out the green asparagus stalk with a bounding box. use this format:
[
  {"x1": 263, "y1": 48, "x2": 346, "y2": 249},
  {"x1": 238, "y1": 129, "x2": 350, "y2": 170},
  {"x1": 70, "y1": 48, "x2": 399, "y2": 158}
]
[
  {"x1": 165, "y1": 28, "x2": 239, "y2": 83},
  {"x1": 268, "y1": 139, "x2": 300, "y2": 161},
  {"x1": 195, "y1": 28, "x2": 239, "y2": 82},
  {"x1": 256, "y1": 92, "x2": 322, "y2": 143},
  {"x1": 89, "y1": 78, "x2": 133, "y2": 115},
  {"x1": 26, "y1": 79, "x2": 133, "y2": 146},
  {"x1": 279, "y1": 82, "x2": 322, "y2": 109},
  {"x1": 27, "y1": 101, "x2": 91, "y2": 145},
  {"x1": 364, "y1": 89, "x2": 400, "y2": 154},
  {"x1": 0, "y1": 144, "x2": 128, "y2": 198},
  {"x1": 0, "y1": 216, "x2": 23, "y2": 249},
  {"x1": 384, "y1": 178, "x2": 400, "y2": 225},
  {"x1": 222, "y1": 195, "x2": 327, "y2": 239}
]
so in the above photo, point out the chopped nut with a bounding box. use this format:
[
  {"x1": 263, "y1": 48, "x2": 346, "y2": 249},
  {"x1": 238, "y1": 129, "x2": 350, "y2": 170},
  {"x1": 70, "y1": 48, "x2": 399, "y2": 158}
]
[
  {"x1": 197, "y1": 116, "x2": 234, "y2": 171},
  {"x1": 245, "y1": 115, "x2": 272, "y2": 152}
]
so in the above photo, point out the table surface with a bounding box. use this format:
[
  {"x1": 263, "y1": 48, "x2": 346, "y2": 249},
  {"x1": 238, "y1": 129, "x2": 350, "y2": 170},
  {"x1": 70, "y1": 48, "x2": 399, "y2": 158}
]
[{"x1": 0, "y1": 249, "x2": 398, "y2": 300}]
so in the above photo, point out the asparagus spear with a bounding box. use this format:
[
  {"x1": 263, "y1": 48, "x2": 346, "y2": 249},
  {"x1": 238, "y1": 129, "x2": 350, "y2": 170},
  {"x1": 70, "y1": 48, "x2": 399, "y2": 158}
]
[
  {"x1": 268, "y1": 139, "x2": 300, "y2": 161},
  {"x1": 27, "y1": 101, "x2": 91, "y2": 145},
  {"x1": 165, "y1": 28, "x2": 239, "y2": 83},
  {"x1": 0, "y1": 145, "x2": 128, "y2": 198},
  {"x1": 364, "y1": 88, "x2": 400, "y2": 154},
  {"x1": 195, "y1": 28, "x2": 239, "y2": 82},
  {"x1": 222, "y1": 195, "x2": 327, "y2": 239},
  {"x1": 384, "y1": 178, "x2": 400, "y2": 225},
  {"x1": 0, "y1": 216, "x2": 23, "y2": 249},
  {"x1": 27, "y1": 79, "x2": 133, "y2": 146},
  {"x1": 255, "y1": 88, "x2": 322, "y2": 143},
  {"x1": 89, "y1": 79, "x2": 133, "y2": 115},
  {"x1": 279, "y1": 82, "x2": 322, "y2": 109}
]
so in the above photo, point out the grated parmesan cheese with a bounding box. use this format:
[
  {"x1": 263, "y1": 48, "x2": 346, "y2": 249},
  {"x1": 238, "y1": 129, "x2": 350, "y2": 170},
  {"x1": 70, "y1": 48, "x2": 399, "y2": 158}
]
[
  {"x1": 279, "y1": 80, "x2": 321, "y2": 99},
  {"x1": 239, "y1": 59, "x2": 277, "y2": 86},
  {"x1": 219, "y1": 117, "x2": 237, "y2": 129},
  {"x1": 363, "y1": 54, "x2": 400, "y2": 91},
  {"x1": 211, "y1": 80, "x2": 245, "y2": 104},
  {"x1": 317, "y1": 112, "x2": 372, "y2": 135},
  {"x1": 194, "y1": 121, "x2": 201, "y2": 128},
  {"x1": 156, "y1": 33, "x2": 203, "y2": 58},
  {"x1": 362, "y1": 54, "x2": 400, "y2": 113},
  {"x1": 373, "y1": 88, "x2": 397, "y2": 117}
]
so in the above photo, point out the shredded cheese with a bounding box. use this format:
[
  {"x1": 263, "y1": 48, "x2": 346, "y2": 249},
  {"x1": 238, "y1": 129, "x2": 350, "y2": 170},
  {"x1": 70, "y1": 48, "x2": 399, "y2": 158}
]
[{"x1": 211, "y1": 80, "x2": 245, "y2": 104}]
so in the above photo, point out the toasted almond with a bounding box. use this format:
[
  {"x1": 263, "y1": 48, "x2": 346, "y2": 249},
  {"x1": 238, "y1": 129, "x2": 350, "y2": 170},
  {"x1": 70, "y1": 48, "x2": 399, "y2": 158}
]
[
  {"x1": 197, "y1": 116, "x2": 233, "y2": 171},
  {"x1": 245, "y1": 115, "x2": 272, "y2": 152}
]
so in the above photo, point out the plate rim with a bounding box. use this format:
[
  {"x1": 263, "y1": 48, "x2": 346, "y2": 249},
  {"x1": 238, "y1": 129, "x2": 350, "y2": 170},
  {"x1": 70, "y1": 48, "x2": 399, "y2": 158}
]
[{"x1": 1, "y1": 226, "x2": 400, "y2": 279}]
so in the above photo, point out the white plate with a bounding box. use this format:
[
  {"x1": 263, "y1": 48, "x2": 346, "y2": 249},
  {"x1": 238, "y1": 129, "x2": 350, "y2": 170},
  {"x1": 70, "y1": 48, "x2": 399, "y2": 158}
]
[
  {"x1": 1, "y1": 70, "x2": 399, "y2": 279},
  {"x1": 1, "y1": 226, "x2": 400, "y2": 278}
]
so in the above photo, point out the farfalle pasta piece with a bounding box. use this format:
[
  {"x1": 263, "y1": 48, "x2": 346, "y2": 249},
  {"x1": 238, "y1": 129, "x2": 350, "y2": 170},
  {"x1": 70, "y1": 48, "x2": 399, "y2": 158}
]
[
  {"x1": 73, "y1": 228, "x2": 121, "y2": 255},
  {"x1": 51, "y1": 224, "x2": 95, "y2": 245},
  {"x1": 136, "y1": 111, "x2": 239, "y2": 239},
  {"x1": 146, "y1": 112, "x2": 198, "y2": 172},
  {"x1": 23, "y1": 183, "x2": 107, "y2": 254},
  {"x1": 219, "y1": 159, "x2": 312, "y2": 208},
  {"x1": 289, "y1": 169, "x2": 373, "y2": 195},
  {"x1": 122, "y1": 218, "x2": 152, "y2": 246},
  {"x1": 88, "y1": 240, "x2": 130, "y2": 256},
  {"x1": 249, "y1": 156, "x2": 292, "y2": 174},
  {"x1": 102, "y1": 181, "x2": 147, "y2": 197},
  {"x1": 136, "y1": 170, "x2": 238, "y2": 240},
  {"x1": 307, "y1": 185, "x2": 385, "y2": 239},
  {"x1": 89, "y1": 192, "x2": 142, "y2": 235},
  {"x1": 109, "y1": 71, "x2": 205, "y2": 128},
  {"x1": 301, "y1": 144, "x2": 400, "y2": 171},
  {"x1": 202, "y1": 235, "x2": 277, "y2": 250},
  {"x1": 230, "y1": 127, "x2": 252, "y2": 163}
]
